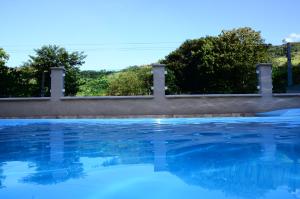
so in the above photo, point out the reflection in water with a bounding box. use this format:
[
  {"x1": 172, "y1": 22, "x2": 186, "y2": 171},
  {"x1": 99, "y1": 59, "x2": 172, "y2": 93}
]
[
  {"x1": 0, "y1": 118, "x2": 300, "y2": 198},
  {"x1": 0, "y1": 163, "x2": 4, "y2": 189},
  {"x1": 167, "y1": 143, "x2": 300, "y2": 198}
]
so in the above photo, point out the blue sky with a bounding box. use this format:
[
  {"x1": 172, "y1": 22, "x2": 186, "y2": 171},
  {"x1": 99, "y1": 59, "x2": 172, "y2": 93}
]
[{"x1": 1, "y1": 0, "x2": 300, "y2": 70}]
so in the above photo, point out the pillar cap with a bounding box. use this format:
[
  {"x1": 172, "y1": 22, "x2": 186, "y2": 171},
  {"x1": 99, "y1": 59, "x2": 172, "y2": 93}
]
[
  {"x1": 151, "y1": 63, "x2": 166, "y2": 67},
  {"x1": 50, "y1": 67, "x2": 65, "y2": 71}
]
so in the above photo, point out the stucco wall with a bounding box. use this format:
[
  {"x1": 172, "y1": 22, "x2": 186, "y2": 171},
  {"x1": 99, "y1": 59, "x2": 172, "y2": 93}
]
[
  {"x1": 0, "y1": 94, "x2": 299, "y2": 118},
  {"x1": 0, "y1": 64, "x2": 300, "y2": 118}
]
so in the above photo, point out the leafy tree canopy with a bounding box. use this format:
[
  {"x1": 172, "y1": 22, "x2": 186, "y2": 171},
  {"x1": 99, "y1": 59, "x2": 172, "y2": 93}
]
[
  {"x1": 25, "y1": 45, "x2": 86, "y2": 96},
  {"x1": 106, "y1": 66, "x2": 152, "y2": 96},
  {"x1": 0, "y1": 49, "x2": 33, "y2": 97},
  {"x1": 0, "y1": 48, "x2": 9, "y2": 67},
  {"x1": 0, "y1": 48, "x2": 10, "y2": 97},
  {"x1": 163, "y1": 27, "x2": 270, "y2": 94}
]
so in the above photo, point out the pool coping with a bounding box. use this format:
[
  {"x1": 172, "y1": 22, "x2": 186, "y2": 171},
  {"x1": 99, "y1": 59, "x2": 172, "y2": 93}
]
[{"x1": 0, "y1": 113, "x2": 256, "y2": 119}]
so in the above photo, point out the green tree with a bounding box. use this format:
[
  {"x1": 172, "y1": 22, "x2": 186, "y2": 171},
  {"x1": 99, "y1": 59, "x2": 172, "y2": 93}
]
[
  {"x1": 77, "y1": 70, "x2": 112, "y2": 96},
  {"x1": 0, "y1": 48, "x2": 9, "y2": 67},
  {"x1": 106, "y1": 66, "x2": 152, "y2": 96},
  {"x1": 14, "y1": 65, "x2": 39, "y2": 96},
  {"x1": 163, "y1": 27, "x2": 270, "y2": 94},
  {"x1": 0, "y1": 49, "x2": 33, "y2": 97},
  {"x1": 25, "y1": 45, "x2": 86, "y2": 96},
  {"x1": 0, "y1": 48, "x2": 10, "y2": 97}
]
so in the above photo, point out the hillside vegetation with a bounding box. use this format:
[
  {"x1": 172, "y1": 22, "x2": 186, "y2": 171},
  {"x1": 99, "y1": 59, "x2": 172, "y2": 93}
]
[
  {"x1": 269, "y1": 43, "x2": 300, "y2": 66},
  {"x1": 77, "y1": 43, "x2": 300, "y2": 95},
  {"x1": 269, "y1": 43, "x2": 300, "y2": 92},
  {"x1": 1, "y1": 27, "x2": 300, "y2": 97},
  {"x1": 79, "y1": 27, "x2": 270, "y2": 95},
  {"x1": 77, "y1": 66, "x2": 152, "y2": 96}
]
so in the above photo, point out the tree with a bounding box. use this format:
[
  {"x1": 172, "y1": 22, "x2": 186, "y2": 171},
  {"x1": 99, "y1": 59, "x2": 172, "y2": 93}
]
[
  {"x1": 14, "y1": 65, "x2": 40, "y2": 96},
  {"x1": 0, "y1": 48, "x2": 9, "y2": 67},
  {"x1": 25, "y1": 45, "x2": 86, "y2": 96},
  {"x1": 163, "y1": 27, "x2": 270, "y2": 94},
  {"x1": 0, "y1": 48, "x2": 10, "y2": 97},
  {"x1": 77, "y1": 70, "x2": 112, "y2": 96},
  {"x1": 106, "y1": 66, "x2": 152, "y2": 96},
  {"x1": 0, "y1": 48, "x2": 36, "y2": 97}
]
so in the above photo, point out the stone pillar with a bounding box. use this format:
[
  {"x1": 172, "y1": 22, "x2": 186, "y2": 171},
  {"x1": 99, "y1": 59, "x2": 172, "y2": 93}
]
[
  {"x1": 152, "y1": 64, "x2": 166, "y2": 100},
  {"x1": 256, "y1": 64, "x2": 272, "y2": 97},
  {"x1": 50, "y1": 67, "x2": 65, "y2": 101}
]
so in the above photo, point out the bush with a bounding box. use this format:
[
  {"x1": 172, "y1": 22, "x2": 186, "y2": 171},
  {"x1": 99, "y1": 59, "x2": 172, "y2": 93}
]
[{"x1": 106, "y1": 66, "x2": 152, "y2": 96}]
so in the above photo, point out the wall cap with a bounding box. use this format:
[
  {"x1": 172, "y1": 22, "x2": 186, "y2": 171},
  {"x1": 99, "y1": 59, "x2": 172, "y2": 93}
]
[
  {"x1": 61, "y1": 96, "x2": 154, "y2": 100},
  {"x1": 0, "y1": 97, "x2": 50, "y2": 101},
  {"x1": 273, "y1": 93, "x2": 300, "y2": 97},
  {"x1": 166, "y1": 94, "x2": 262, "y2": 98}
]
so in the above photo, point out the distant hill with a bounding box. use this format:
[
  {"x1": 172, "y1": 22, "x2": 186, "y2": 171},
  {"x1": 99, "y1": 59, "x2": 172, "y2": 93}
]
[
  {"x1": 269, "y1": 43, "x2": 300, "y2": 93},
  {"x1": 79, "y1": 70, "x2": 113, "y2": 79},
  {"x1": 269, "y1": 43, "x2": 300, "y2": 66}
]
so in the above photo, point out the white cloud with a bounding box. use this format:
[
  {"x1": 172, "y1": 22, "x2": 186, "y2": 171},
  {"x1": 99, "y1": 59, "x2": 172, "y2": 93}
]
[{"x1": 283, "y1": 33, "x2": 300, "y2": 43}]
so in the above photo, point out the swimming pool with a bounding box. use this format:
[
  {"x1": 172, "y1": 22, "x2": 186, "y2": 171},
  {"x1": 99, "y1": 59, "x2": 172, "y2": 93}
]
[{"x1": 0, "y1": 112, "x2": 300, "y2": 199}]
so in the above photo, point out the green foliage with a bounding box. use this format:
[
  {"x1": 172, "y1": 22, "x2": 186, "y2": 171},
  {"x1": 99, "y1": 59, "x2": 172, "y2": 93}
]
[
  {"x1": 272, "y1": 65, "x2": 288, "y2": 93},
  {"x1": 163, "y1": 27, "x2": 269, "y2": 94},
  {"x1": 0, "y1": 48, "x2": 9, "y2": 67},
  {"x1": 0, "y1": 49, "x2": 36, "y2": 97},
  {"x1": 272, "y1": 64, "x2": 300, "y2": 93},
  {"x1": 80, "y1": 70, "x2": 113, "y2": 79},
  {"x1": 0, "y1": 48, "x2": 11, "y2": 97},
  {"x1": 269, "y1": 43, "x2": 300, "y2": 67},
  {"x1": 26, "y1": 45, "x2": 86, "y2": 96},
  {"x1": 77, "y1": 70, "x2": 112, "y2": 96},
  {"x1": 77, "y1": 67, "x2": 153, "y2": 96},
  {"x1": 106, "y1": 66, "x2": 152, "y2": 96},
  {"x1": 270, "y1": 43, "x2": 300, "y2": 93},
  {"x1": 2, "y1": 31, "x2": 299, "y2": 97},
  {"x1": 294, "y1": 66, "x2": 300, "y2": 85},
  {"x1": 77, "y1": 76, "x2": 109, "y2": 96},
  {"x1": 268, "y1": 45, "x2": 286, "y2": 57}
]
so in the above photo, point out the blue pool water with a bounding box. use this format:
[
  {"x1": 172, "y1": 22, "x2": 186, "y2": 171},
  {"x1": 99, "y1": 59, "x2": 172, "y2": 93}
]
[{"x1": 0, "y1": 112, "x2": 300, "y2": 199}]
